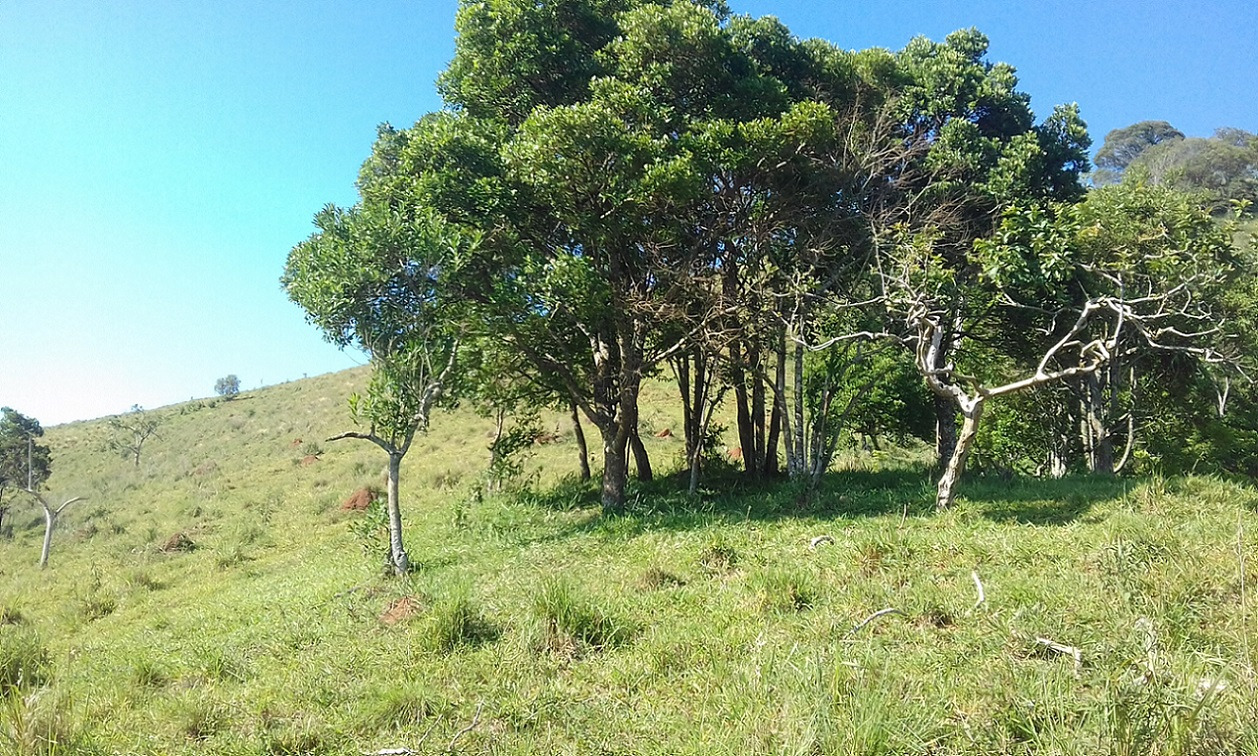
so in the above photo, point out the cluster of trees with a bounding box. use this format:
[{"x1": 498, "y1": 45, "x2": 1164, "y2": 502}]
[
  {"x1": 1094, "y1": 120, "x2": 1258, "y2": 211},
  {"x1": 284, "y1": 0, "x2": 1253, "y2": 572}
]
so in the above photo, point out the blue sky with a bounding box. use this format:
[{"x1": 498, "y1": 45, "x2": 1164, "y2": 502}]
[{"x1": 2, "y1": 0, "x2": 1255, "y2": 425}]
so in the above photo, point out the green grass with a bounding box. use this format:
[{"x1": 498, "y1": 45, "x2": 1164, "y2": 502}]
[{"x1": 1, "y1": 368, "x2": 1257, "y2": 753}]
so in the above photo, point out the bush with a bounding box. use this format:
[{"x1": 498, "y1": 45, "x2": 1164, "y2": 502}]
[{"x1": 213, "y1": 375, "x2": 241, "y2": 400}]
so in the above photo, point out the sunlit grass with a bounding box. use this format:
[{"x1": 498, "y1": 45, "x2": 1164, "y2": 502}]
[{"x1": 0, "y1": 368, "x2": 1256, "y2": 753}]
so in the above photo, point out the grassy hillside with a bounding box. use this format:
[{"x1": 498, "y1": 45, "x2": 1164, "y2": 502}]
[{"x1": 3, "y1": 370, "x2": 1258, "y2": 754}]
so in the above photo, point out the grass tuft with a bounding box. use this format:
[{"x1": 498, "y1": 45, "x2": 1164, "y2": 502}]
[
  {"x1": 697, "y1": 538, "x2": 738, "y2": 574},
  {"x1": 532, "y1": 578, "x2": 631, "y2": 655},
  {"x1": 752, "y1": 566, "x2": 817, "y2": 613},
  {"x1": 0, "y1": 626, "x2": 48, "y2": 694},
  {"x1": 425, "y1": 588, "x2": 498, "y2": 652},
  {"x1": 638, "y1": 566, "x2": 685, "y2": 590}
]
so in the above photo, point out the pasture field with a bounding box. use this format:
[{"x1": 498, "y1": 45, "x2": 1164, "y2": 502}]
[{"x1": 2, "y1": 369, "x2": 1257, "y2": 754}]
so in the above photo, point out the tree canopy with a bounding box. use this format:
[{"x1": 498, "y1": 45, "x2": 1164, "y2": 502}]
[{"x1": 288, "y1": 0, "x2": 1255, "y2": 520}]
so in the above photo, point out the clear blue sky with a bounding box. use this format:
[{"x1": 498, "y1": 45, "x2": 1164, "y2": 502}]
[{"x1": 3, "y1": 0, "x2": 1254, "y2": 425}]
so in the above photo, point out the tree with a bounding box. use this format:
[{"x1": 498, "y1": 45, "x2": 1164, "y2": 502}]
[
  {"x1": 214, "y1": 374, "x2": 241, "y2": 399},
  {"x1": 0, "y1": 408, "x2": 51, "y2": 536},
  {"x1": 106, "y1": 405, "x2": 160, "y2": 468},
  {"x1": 870, "y1": 29, "x2": 1092, "y2": 471},
  {"x1": 25, "y1": 488, "x2": 85, "y2": 569},
  {"x1": 903, "y1": 183, "x2": 1244, "y2": 509},
  {"x1": 1093, "y1": 120, "x2": 1184, "y2": 182},
  {"x1": 284, "y1": 201, "x2": 470, "y2": 576},
  {"x1": 0, "y1": 408, "x2": 83, "y2": 567}
]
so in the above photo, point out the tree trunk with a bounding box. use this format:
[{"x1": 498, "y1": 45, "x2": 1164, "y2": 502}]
[
  {"x1": 1085, "y1": 371, "x2": 1114, "y2": 475},
  {"x1": 1047, "y1": 434, "x2": 1069, "y2": 478},
  {"x1": 934, "y1": 395, "x2": 958, "y2": 470},
  {"x1": 630, "y1": 428, "x2": 652, "y2": 482},
  {"x1": 40, "y1": 507, "x2": 55, "y2": 569},
  {"x1": 600, "y1": 425, "x2": 629, "y2": 515},
  {"x1": 791, "y1": 339, "x2": 807, "y2": 477},
  {"x1": 936, "y1": 399, "x2": 984, "y2": 511},
  {"x1": 570, "y1": 403, "x2": 591, "y2": 482},
  {"x1": 385, "y1": 452, "x2": 409, "y2": 576},
  {"x1": 732, "y1": 341, "x2": 756, "y2": 479},
  {"x1": 764, "y1": 370, "x2": 782, "y2": 477},
  {"x1": 751, "y1": 356, "x2": 766, "y2": 475}
]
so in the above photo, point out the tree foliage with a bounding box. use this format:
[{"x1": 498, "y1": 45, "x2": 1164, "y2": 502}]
[
  {"x1": 0, "y1": 408, "x2": 51, "y2": 534},
  {"x1": 289, "y1": 1, "x2": 1256, "y2": 525}
]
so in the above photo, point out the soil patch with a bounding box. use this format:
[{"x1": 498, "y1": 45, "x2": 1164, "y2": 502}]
[
  {"x1": 379, "y1": 596, "x2": 425, "y2": 626},
  {"x1": 159, "y1": 532, "x2": 195, "y2": 553},
  {"x1": 341, "y1": 487, "x2": 381, "y2": 512}
]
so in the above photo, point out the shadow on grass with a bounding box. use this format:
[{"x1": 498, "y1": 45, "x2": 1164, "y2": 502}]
[
  {"x1": 960, "y1": 474, "x2": 1133, "y2": 525},
  {"x1": 516, "y1": 464, "x2": 1137, "y2": 537}
]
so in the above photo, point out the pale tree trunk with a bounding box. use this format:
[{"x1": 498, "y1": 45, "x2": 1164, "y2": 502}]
[
  {"x1": 27, "y1": 492, "x2": 84, "y2": 569},
  {"x1": 570, "y1": 403, "x2": 591, "y2": 482},
  {"x1": 40, "y1": 507, "x2": 55, "y2": 569},
  {"x1": 385, "y1": 452, "x2": 409, "y2": 576},
  {"x1": 936, "y1": 399, "x2": 984, "y2": 510},
  {"x1": 1047, "y1": 433, "x2": 1069, "y2": 478},
  {"x1": 1085, "y1": 371, "x2": 1114, "y2": 475},
  {"x1": 791, "y1": 339, "x2": 807, "y2": 477}
]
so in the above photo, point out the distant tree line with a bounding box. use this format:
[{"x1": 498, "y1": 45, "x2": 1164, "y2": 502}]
[
  {"x1": 1094, "y1": 120, "x2": 1258, "y2": 212},
  {"x1": 283, "y1": 0, "x2": 1255, "y2": 569}
]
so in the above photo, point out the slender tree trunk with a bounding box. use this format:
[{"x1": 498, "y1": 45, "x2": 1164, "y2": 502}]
[
  {"x1": 570, "y1": 403, "x2": 590, "y2": 482},
  {"x1": 630, "y1": 428, "x2": 652, "y2": 482},
  {"x1": 764, "y1": 368, "x2": 782, "y2": 476},
  {"x1": 40, "y1": 507, "x2": 55, "y2": 569},
  {"x1": 775, "y1": 338, "x2": 798, "y2": 475},
  {"x1": 936, "y1": 399, "x2": 984, "y2": 511},
  {"x1": 385, "y1": 452, "x2": 409, "y2": 575},
  {"x1": 751, "y1": 356, "x2": 766, "y2": 475},
  {"x1": 791, "y1": 339, "x2": 807, "y2": 477},
  {"x1": 1048, "y1": 434, "x2": 1069, "y2": 478},
  {"x1": 733, "y1": 344, "x2": 756, "y2": 480}
]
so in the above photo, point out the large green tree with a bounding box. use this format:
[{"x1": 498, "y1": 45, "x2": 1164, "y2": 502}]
[{"x1": 1093, "y1": 120, "x2": 1184, "y2": 183}]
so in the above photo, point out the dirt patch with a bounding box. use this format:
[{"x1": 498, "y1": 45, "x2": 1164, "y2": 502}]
[
  {"x1": 290, "y1": 438, "x2": 303, "y2": 447},
  {"x1": 300, "y1": 455, "x2": 320, "y2": 466},
  {"x1": 341, "y1": 487, "x2": 381, "y2": 512},
  {"x1": 379, "y1": 596, "x2": 425, "y2": 626},
  {"x1": 159, "y1": 532, "x2": 196, "y2": 553},
  {"x1": 191, "y1": 460, "x2": 218, "y2": 476}
]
